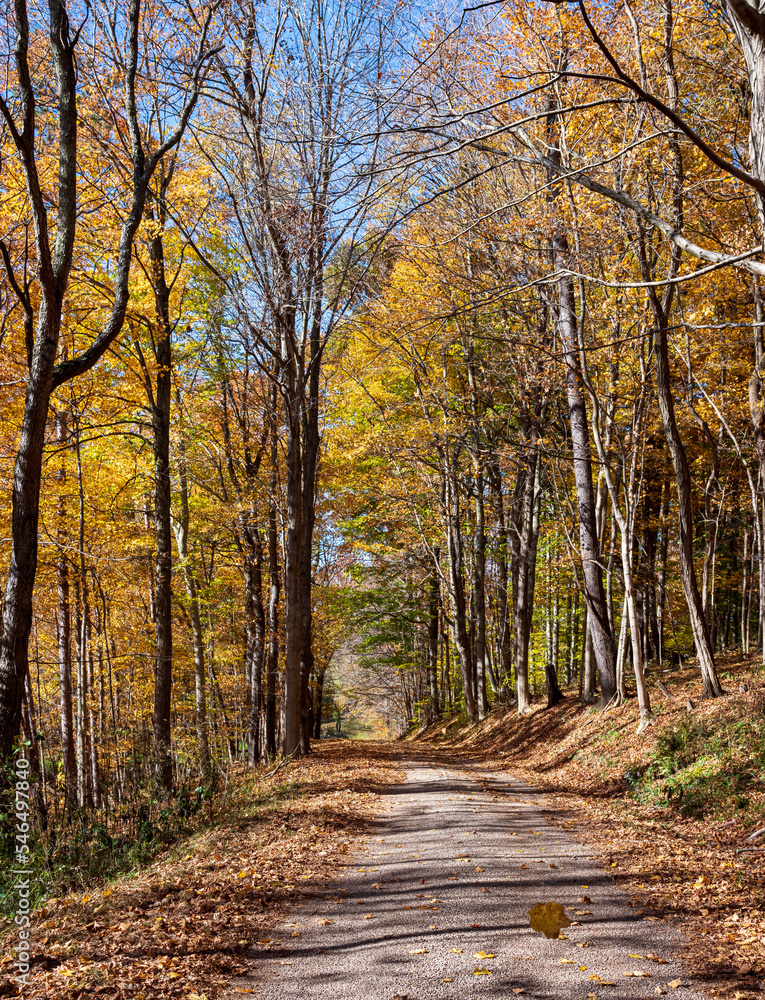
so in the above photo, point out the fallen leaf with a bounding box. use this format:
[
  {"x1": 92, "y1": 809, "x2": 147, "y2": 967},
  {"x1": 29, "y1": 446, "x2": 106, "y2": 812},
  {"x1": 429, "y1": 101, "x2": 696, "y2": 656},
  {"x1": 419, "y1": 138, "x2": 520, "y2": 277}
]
[
  {"x1": 628, "y1": 954, "x2": 645, "y2": 959},
  {"x1": 668, "y1": 980, "x2": 683, "y2": 989},
  {"x1": 410, "y1": 948, "x2": 428, "y2": 955},
  {"x1": 559, "y1": 959, "x2": 575, "y2": 964},
  {"x1": 624, "y1": 970, "x2": 651, "y2": 977},
  {"x1": 473, "y1": 967, "x2": 492, "y2": 975},
  {"x1": 473, "y1": 951, "x2": 495, "y2": 959},
  {"x1": 512, "y1": 990, "x2": 526, "y2": 994},
  {"x1": 450, "y1": 948, "x2": 463, "y2": 953},
  {"x1": 528, "y1": 901, "x2": 572, "y2": 939},
  {"x1": 364, "y1": 914, "x2": 373, "y2": 919},
  {"x1": 317, "y1": 918, "x2": 333, "y2": 925}
]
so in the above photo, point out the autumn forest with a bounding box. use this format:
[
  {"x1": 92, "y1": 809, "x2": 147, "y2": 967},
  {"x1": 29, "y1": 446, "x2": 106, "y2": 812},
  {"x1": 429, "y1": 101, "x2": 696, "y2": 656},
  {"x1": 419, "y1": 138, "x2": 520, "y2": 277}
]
[{"x1": 3, "y1": 0, "x2": 765, "y2": 927}]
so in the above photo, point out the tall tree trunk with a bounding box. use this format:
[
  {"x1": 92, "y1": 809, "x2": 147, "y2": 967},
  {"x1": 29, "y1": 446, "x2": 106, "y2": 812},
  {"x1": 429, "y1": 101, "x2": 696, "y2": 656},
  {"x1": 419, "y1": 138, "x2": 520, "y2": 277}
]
[
  {"x1": 444, "y1": 453, "x2": 478, "y2": 723},
  {"x1": 638, "y1": 1, "x2": 723, "y2": 697},
  {"x1": 245, "y1": 531, "x2": 265, "y2": 764},
  {"x1": 650, "y1": 303, "x2": 722, "y2": 696},
  {"x1": 513, "y1": 438, "x2": 540, "y2": 713},
  {"x1": 427, "y1": 548, "x2": 440, "y2": 721},
  {"x1": 281, "y1": 351, "x2": 303, "y2": 756},
  {"x1": 172, "y1": 426, "x2": 212, "y2": 784},
  {"x1": 266, "y1": 433, "x2": 280, "y2": 758},
  {"x1": 312, "y1": 664, "x2": 325, "y2": 739},
  {"x1": 490, "y1": 465, "x2": 513, "y2": 697},
  {"x1": 545, "y1": 560, "x2": 564, "y2": 707},
  {"x1": 554, "y1": 251, "x2": 617, "y2": 706},
  {"x1": 148, "y1": 209, "x2": 174, "y2": 788},
  {"x1": 55, "y1": 410, "x2": 77, "y2": 808},
  {"x1": 473, "y1": 468, "x2": 489, "y2": 719}
]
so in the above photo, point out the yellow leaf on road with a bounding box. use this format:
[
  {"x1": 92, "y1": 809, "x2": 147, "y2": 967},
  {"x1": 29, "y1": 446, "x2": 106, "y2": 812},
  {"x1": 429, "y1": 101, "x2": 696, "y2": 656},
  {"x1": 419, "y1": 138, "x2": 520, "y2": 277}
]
[
  {"x1": 450, "y1": 947, "x2": 462, "y2": 953},
  {"x1": 473, "y1": 967, "x2": 492, "y2": 975},
  {"x1": 473, "y1": 951, "x2": 495, "y2": 959},
  {"x1": 528, "y1": 901, "x2": 571, "y2": 939}
]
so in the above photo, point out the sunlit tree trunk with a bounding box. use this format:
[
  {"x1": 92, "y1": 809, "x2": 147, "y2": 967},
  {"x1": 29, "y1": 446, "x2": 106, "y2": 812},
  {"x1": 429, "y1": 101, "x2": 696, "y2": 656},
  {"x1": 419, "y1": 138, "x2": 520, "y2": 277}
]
[
  {"x1": 172, "y1": 424, "x2": 211, "y2": 784},
  {"x1": 55, "y1": 410, "x2": 77, "y2": 808}
]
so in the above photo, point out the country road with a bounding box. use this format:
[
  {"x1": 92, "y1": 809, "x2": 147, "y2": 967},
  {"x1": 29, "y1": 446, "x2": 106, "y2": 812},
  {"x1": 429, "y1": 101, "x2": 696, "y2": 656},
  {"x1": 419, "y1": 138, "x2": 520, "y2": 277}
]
[{"x1": 225, "y1": 754, "x2": 706, "y2": 999}]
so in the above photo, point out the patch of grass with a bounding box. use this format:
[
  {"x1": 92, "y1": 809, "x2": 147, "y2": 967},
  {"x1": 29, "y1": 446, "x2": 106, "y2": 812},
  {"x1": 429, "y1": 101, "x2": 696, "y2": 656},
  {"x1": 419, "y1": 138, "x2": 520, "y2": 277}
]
[{"x1": 628, "y1": 711, "x2": 765, "y2": 819}]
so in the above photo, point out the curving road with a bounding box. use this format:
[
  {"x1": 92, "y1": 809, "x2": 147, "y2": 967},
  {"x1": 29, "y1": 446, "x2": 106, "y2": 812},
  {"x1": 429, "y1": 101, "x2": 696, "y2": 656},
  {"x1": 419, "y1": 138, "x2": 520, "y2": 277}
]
[{"x1": 225, "y1": 755, "x2": 707, "y2": 999}]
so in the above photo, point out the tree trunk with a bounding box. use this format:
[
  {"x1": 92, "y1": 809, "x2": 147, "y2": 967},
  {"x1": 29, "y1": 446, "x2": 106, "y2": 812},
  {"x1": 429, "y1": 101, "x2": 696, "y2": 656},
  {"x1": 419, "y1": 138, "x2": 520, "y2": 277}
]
[
  {"x1": 55, "y1": 409, "x2": 77, "y2": 808},
  {"x1": 0, "y1": 310, "x2": 58, "y2": 762},
  {"x1": 473, "y1": 468, "x2": 489, "y2": 719},
  {"x1": 651, "y1": 308, "x2": 722, "y2": 696},
  {"x1": 312, "y1": 665, "x2": 325, "y2": 740},
  {"x1": 490, "y1": 466, "x2": 514, "y2": 696},
  {"x1": 281, "y1": 357, "x2": 303, "y2": 756},
  {"x1": 444, "y1": 453, "x2": 478, "y2": 723},
  {"x1": 172, "y1": 430, "x2": 212, "y2": 785},
  {"x1": 245, "y1": 532, "x2": 266, "y2": 764},
  {"x1": 266, "y1": 433, "x2": 280, "y2": 759},
  {"x1": 554, "y1": 250, "x2": 617, "y2": 706},
  {"x1": 148, "y1": 214, "x2": 174, "y2": 788},
  {"x1": 427, "y1": 549, "x2": 440, "y2": 720},
  {"x1": 513, "y1": 438, "x2": 540, "y2": 714}
]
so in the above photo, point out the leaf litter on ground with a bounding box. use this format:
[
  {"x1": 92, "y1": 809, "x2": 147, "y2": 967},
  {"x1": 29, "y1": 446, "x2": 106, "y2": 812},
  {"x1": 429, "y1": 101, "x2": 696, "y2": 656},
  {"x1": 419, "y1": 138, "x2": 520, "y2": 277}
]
[{"x1": 0, "y1": 742, "x2": 400, "y2": 1000}]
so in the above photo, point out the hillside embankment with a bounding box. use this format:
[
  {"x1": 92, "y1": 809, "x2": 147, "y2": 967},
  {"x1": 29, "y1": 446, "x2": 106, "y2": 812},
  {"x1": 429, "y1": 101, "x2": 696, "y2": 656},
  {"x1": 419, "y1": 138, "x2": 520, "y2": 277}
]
[{"x1": 413, "y1": 654, "x2": 765, "y2": 995}]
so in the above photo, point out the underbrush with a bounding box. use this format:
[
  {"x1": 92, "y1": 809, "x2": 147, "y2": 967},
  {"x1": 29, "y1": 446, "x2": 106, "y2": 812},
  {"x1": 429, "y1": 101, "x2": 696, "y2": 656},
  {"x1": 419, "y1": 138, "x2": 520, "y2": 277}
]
[
  {"x1": 627, "y1": 708, "x2": 765, "y2": 820},
  {"x1": 0, "y1": 764, "x2": 310, "y2": 919}
]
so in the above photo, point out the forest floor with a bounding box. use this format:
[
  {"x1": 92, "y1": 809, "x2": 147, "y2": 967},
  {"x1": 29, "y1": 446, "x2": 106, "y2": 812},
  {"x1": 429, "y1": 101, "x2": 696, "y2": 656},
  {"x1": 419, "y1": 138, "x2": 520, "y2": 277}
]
[
  {"x1": 417, "y1": 652, "x2": 765, "y2": 998},
  {"x1": 1, "y1": 656, "x2": 762, "y2": 1000},
  {"x1": 0, "y1": 744, "x2": 400, "y2": 1000}
]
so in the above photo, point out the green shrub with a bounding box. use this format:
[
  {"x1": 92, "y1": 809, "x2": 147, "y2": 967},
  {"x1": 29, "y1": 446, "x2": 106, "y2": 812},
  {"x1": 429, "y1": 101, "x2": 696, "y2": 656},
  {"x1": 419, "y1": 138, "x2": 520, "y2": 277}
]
[{"x1": 628, "y1": 713, "x2": 765, "y2": 820}]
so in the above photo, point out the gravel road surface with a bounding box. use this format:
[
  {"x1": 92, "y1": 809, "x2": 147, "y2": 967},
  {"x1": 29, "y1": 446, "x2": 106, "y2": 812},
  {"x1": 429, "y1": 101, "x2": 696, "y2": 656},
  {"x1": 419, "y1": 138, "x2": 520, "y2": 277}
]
[{"x1": 225, "y1": 755, "x2": 707, "y2": 1000}]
